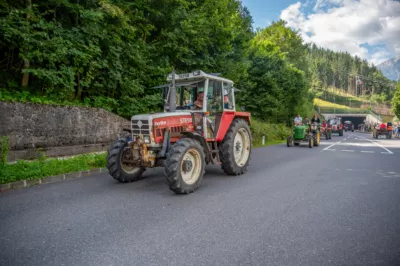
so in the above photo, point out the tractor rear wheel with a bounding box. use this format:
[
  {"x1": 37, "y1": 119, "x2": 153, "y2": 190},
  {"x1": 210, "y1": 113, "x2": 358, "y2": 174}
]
[
  {"x1": 106, "y1": 137, "x2": 146, "y2": 183},
  {"x1": 308, "y1": 136, "x2": 313, "y2": 148},
  {"x1": 219, "y1": 118, "x2": 252, "y2": 176},
  {"x1": 164, "y1": 138, "x2": 205, "y2": 194},
  {"x1": 313, "y1": 132, "x2": 320, "y2": 147},
  {"x1": 388, "y1": 131, "x2": 393, "y2": 139}
]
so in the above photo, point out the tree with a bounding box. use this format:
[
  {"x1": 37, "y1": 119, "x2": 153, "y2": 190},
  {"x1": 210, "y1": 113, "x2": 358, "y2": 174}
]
[{"x1": 391, "y1": 82, "x2": 400, "y2": 119}]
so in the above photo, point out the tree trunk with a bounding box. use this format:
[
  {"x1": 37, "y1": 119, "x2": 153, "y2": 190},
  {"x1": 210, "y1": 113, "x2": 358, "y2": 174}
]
[{"x1": 21, "y1": 0, "x2": 32, "y2": 88}]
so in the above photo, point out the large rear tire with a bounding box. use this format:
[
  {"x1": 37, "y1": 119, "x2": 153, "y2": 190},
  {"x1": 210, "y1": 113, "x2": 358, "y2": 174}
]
[
  {"x1": 165, "y1": 138, "x2": 205, "y2": 194},
  {"x1": 106, "y1": 137, "x2": 146, "y2": 183},
  {"x1": 308, "y1": 136, "x2": 313, "y2": 148},
  {"x1": 219, "y1": 118, "x2": 252, "y2": 175},
  {"x1": 313, "y1": 132, "x2": 320, "y2": 147}
]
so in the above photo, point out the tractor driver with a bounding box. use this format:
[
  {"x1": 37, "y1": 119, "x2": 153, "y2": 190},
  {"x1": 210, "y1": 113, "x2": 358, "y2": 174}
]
[
  {"x1": 193, "y1": 91, "x2": 204, "y2": 110},
  {"x1": 294, "y1": 114, "x2": 302, "y2": 125}
]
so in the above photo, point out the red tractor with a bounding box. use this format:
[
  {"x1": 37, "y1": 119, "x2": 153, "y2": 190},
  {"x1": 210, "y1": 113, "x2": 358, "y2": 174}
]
[
  {"x1": 106, "y1": 70, "x2": 252, "y2": 194},
  {"x1": 328, "y1": 117, "x2": 343, "y2": 136}
]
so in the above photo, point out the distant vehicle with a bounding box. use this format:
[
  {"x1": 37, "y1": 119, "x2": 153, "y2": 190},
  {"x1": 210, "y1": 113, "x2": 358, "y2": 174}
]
[
  {"x1": 328, "y1": 117, "x2": 343, "y2": 136},
  {"x1": 343, "y1": 120, "x2": 354, "y2": 132},
  {"x1": 373, "y1": 122, "x2": 392, "y2": 139}
]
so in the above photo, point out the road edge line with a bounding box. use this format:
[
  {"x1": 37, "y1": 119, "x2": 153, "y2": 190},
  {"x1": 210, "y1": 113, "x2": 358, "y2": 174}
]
[{"x1": 355, "y1": 134, "x2": 394, "y2": 154}]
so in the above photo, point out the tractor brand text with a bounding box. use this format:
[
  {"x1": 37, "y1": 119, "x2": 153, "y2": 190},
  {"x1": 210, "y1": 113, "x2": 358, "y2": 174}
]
[
  {"x1": 154, "y1": 121, "x2": 167, "y2": 126},
  {"x1": 180, "y1": 118, "x2": 192, "y2": 124}
]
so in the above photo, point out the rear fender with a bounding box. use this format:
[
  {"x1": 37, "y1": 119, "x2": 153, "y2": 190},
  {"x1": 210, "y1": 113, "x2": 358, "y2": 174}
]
[{"x1": 215, "y1": 111, "x2": 251, "y2": 141}]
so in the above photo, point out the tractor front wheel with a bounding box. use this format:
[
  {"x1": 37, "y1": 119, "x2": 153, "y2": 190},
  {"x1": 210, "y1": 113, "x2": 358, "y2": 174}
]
[
  {"x1": 164, "y1": 138, "x2": 205, "y2": 194},
  {"x1": 388, "y1": 131, "x2": 393, "y2": 139},
  {"x1": 287, "y1": 136, "x2": 293, "y2": 147},
  {"x1": 106, "y1": 137, "x2": 146, "y2": 183},
  {"x1": 219, "y1": 119, "x2": 252, "y2": 175}
]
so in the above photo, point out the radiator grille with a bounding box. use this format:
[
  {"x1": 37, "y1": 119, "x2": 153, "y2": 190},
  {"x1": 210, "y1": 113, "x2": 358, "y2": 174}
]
[{"x1": 131, "y1": 119, "x2": 150, "y2": 135}]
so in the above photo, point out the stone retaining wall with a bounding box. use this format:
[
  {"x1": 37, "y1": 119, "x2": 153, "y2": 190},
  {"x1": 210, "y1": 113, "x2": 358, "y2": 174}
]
[{"x1": 0, "y1": 101, "x2": 130, "y2": 161}]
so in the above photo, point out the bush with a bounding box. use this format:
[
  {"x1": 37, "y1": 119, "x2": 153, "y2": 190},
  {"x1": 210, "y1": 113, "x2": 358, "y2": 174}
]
[{"x1": 250, "y1": 119, "x2": 289, "y2": 147}]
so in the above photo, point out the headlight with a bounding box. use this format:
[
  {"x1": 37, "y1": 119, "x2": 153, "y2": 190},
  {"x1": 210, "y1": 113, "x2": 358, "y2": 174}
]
[{"x1": 143, "y1": 135, "x2": 150, "y2": 143}]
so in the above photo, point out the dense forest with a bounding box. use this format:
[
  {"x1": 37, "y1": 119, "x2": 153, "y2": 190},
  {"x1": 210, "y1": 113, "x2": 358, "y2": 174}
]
[
  {"x1": 0, "y1": 0, "x2": 396, "y2": 122},
  {"x1": 306, "y1": 45, "x2": 396, "y2": 103}
]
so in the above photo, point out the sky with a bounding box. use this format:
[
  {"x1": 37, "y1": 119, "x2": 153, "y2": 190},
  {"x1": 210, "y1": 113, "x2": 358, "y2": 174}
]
[{"x1": 241, "y1": 0, "x2": 400, "y2": 66}]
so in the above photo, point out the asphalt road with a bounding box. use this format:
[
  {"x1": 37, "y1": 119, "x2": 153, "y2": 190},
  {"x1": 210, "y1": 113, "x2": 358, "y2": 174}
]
[{"x1": 1, "y1": 132, "x2": 400, "y2": 266}]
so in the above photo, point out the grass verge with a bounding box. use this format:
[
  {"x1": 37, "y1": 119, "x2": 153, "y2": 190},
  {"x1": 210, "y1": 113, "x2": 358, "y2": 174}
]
[
  {"x1": 0, "y1": 153, "x2": 106, "y2": 184},
  {"x1": 314, "y1": 98, "x2": 368, "y2": 114},
  {"x1": 251, "y1": 119, "x2": 289, "y2": 147}
]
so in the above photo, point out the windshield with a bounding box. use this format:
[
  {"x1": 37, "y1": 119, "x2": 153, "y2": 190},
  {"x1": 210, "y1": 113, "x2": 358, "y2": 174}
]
[{"x1": 162, "y1": 80, "x2": 206, "y2": 111}]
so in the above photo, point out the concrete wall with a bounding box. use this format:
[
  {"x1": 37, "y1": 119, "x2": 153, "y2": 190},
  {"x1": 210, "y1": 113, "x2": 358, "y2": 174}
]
[{"x1": 0, "y1": 101, "x2": 130, "y2": 161}]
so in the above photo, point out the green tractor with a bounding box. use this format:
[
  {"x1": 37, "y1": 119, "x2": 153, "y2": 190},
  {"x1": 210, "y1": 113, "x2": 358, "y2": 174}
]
[{"x1": 287, "y1": 123, "x2": 320, "y2": 148}]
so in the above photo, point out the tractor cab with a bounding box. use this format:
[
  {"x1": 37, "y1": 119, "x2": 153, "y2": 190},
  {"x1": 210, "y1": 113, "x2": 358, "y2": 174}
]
[
  {"x1": 157, "y1": 70, "x2": 238, "y2": 140},
  {"x1": 162, "y1": 71, "x2": 235, "y2": 112}
]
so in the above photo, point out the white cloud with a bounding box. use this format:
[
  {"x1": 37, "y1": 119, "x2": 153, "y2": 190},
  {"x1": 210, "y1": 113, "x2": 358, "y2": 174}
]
[{"x1": 280, "y1": 0, "x2": 400, "y2": 65}]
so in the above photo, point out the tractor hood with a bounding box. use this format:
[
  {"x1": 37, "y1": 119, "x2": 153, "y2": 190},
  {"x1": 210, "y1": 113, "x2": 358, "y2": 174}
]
[{"x1": 131, "y1": 112, "x2": 193, "y2": 123}]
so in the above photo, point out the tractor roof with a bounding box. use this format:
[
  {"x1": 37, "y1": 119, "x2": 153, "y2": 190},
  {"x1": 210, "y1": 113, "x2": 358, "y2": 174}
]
[{"x1": 167, "y1": 70, "x2": 234, "y2": 84}]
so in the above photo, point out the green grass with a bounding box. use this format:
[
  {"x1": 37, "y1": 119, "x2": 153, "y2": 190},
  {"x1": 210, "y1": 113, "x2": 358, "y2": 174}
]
[
  {"x1": 319, "y1": 88, "x2": 369, "y2": 108},
  {"x1": 0, "y1": 153, "x2": 106, "y2": 184},
  {"x1": 314, "y1": 98, "x2": 368, "y2": 114}
]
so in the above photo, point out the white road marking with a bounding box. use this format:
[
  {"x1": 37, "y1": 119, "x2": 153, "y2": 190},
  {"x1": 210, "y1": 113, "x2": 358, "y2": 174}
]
[
  {"x1": 361, "y1": 151, "x2": 374, "y2": 153},
  {"x1": 355, "y1": 134, "x2": 394, "y2": 154},
  {"x1": 342, "y1": 150, "x2": 354, "y2": 152},
  {"x1": 322, "y1": 140, "x2": 342, "y2": 152},
  {"x1": 325, "y1": 149, "x2": 336, "y2": 151},
  {"x1": 381, "y1": 152, "x2": 392, "y2": 154}
]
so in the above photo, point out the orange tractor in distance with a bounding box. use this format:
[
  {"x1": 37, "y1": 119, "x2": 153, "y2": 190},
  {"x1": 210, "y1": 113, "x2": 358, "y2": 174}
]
[{"x1": 106, "y1": 70, "x2": 252, "y2": 194}]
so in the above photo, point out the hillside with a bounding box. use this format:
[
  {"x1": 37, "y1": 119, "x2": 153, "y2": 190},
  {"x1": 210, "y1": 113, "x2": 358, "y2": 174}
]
[{"x1": 377, "y1": 56, "x2": 400, "y2": 81}]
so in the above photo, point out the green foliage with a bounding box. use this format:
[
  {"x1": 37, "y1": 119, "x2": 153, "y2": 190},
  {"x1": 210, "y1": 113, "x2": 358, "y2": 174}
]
[
  {"x1": 307, "y1": 44, "x2": 395, "y2": 101},
  {"x1": 391, "y1": 82, "x2": 400, "y2": 119},
  {"x1": 250, "y1": 119, "x2": 289, "y2": 147},
  {"x1": 0, "y1": 153, "x2": 106, "y2": 184},
  {"x1": 0, "y1": 0, "x2": 253, "y2": 118},
  {"x1": 0, "y1": 136, "x2": 10, "y2": 168}
]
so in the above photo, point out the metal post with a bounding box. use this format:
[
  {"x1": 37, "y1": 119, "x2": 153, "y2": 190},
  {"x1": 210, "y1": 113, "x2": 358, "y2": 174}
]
[
  {"x1": 169, "y1": 68, "x2": 176, "y2": 112},
  {"x1": 262, "y1": 135, "x2": 265, "y2": 145}
]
